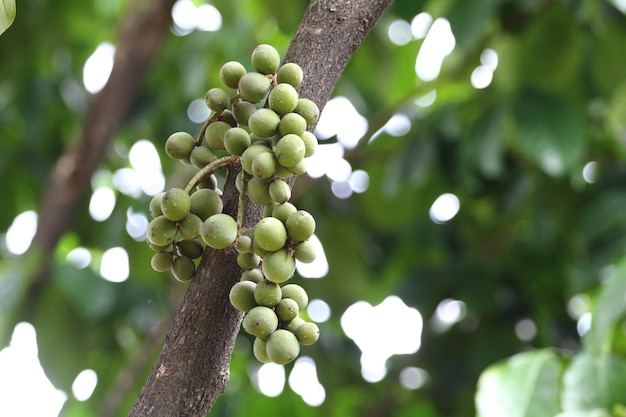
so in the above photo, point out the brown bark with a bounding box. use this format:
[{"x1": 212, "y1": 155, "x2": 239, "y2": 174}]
[{"x1": 128, "y1": 1, "x2": 393, "y2": 416}]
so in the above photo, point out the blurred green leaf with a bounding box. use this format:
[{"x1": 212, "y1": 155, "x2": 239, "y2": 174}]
[
  {"x1": 555, "y1": 410, "x2": 612, "y2": 417},
  {"x1": 561, "y1": 352, "x2": 626, "y2": 412},
  {"x1": 513, "y1": 91, "x2": 586, "y2": 176},
  {"x1": 584, "y1": 258, "x2": 626, "y2": 353},
  {"x1": 475, "y1": 349, "x2": 563, "y2": 417},
  {"x1": 0, "y1": 0, "x2": 15, "y2": 35}
]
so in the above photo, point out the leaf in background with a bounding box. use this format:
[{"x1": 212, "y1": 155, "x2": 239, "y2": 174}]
[
  {"x1": 475, "y1": 349, "x2": 563, "y2": 417},
  {"x1": 555, "y1": 410, "x2": 612, "y2": 417},
  {"x1": 513, "y1": 91, "x2": 586, "y2": 177},
  {"x1": 561, "y1": 352, "x2": 626, "y2": 412},
  {"x1": 584, "y1": 257, "x2": 626, "y2": 353},
  {"x1": 0, "y1": 0, "x2": 15, "y2": 35}
]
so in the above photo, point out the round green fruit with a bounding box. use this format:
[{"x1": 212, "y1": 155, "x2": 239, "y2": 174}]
[
  {"x1": 165, "y1": 132, "x2": 195, "y2": 160},
  {"x1": 274, "y1": 134, "x2": 305, "y2": 168},
  {"x1": 237, "y1": 252, "x2": 261, "y2": 269},
  {"x1": 224, "y1": 127, "x2": 251, "y2": 156},
  {"x1": 294, "y1": 98, "x2": 320, "y2": 126},
  {"x1": 238, "y1": 72, "x2": 271, "y2": 102},
  {"x1": 251, "y1": 44, "x2": 280, "y2": 75},
  {"x1": 171, "y1": 255, "x2": 195, "y2": 282},
  {"x1": 249, "y1": 108, "x2": 280, "y2": 138},
  {"x1": 279, "y1": 113, "x2": 307, "y2": 136},
  {"x1": 242, "y1": 306, "x2": 279, "y2": 338},
  {"x1": 268, "y1": 83, "x2": 298, "y2": 115},
  {"x1": 254, "y1": 279, "x2": 282, "y2": 307},
  {"x1": 262, "y1": 248, "x2": 296, "y2": 283},
  {"x1": 161, "y1": 188, "x2": 191, "y2": 221},
  {"x1": 247, "y1": 177, "x2": 273, "y2": 206},
  {"x1": 178, "y1": 213, "x2": 203, "y2": 239},
  {"x1": 201, "y1": 213, "x2": 238, "y2": 249},
  {"x1": 275, "y1": 298, "x2": 299, "y2": 322},
  {"x1": 149, "y1": 192, "x2": 165, "y2": 218},
  {"x1": 286, "y1": 210, "x2": 316, "y2": 242},
  {"x1": 253, "y1": 337, "x2": 272, "y2": 363},
  {"x1": 190, "y1": 188, "x2": 223, "y2": 221},
  {"x1": 147, "y1": 215, "x2": 177, "y2": 247},
  {"x1": 190, "y1": 146, "x2": 217, "y2": 169},
  {"x1": 281, "y1": 284, "x2": 308, "y2": 310},
  {"x1": 294, "y1": 240, "x2": 316, "y2": 263},
  {"x1": 151, "y1": 251, "x2": 173, "y2": 272},
  {"x1": 269, "y1": 179, "x2": 291, "y2": 204},
  {"x1": 220, "y1": 61, "x2": 247, "y2": 89},
  {"x1": 177, "y1": 238, "x2": 204, "y2": 259},
  {"x1": 272, "y1": 202, "x2": 297, "y2": 223},
  {"x1": 254, "y1": 217, "x2": 287, "y2": 251},
  {"x1": 205, "y1": 87, "x2": 230, "y2": 112},
  {"x1": 295, "y1": 322, "x2": 320, "y2": 345},
  {"x1": 204, "y1": 121, "x2": 231, "y2": 150},
  {"x1": 229, "y1": 280, "x2": 257, "y2": 312},
  {"x1": 241, "y1": 268, "x2": 264, "y2": 283},
  {"x1": 266, "y1": 329, "x2": 300, "y2": 364},
  {"x1": 276, "y1": 63, "x2": 303, "y2": 87},
  {"x1": 233, "y1": 100, "x2": 257, "y2": 126},
  {"x1": 301, "y1": 131, "x2": 318, "y2": 157}
]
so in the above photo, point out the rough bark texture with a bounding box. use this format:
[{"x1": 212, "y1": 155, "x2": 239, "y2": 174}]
[{"x1": 128, "y1": 1, "x2": 393, "y2": 416}]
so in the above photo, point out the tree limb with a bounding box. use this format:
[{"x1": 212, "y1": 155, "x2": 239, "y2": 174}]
[{"x1": 128, "y1": 1, "x2": 393, "y2": 416}]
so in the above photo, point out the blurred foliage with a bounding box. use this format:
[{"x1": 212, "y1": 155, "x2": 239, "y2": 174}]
[{"x1": 2, "y1": 0, "x2": 626, "y2": 416}]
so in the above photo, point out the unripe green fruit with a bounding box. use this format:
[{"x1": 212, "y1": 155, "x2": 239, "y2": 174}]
[
  {"x1": 171, "y1": 255, "x2": 195, "y2": 282},
  {"x1": 237, "y1": 252, "x2": 261, "y2": 269},
  {"x1": 294, "y1": 240, "x2": 316, "y2": 263},
  {"x1": 165, "y1": 132, "x2": 195, "y2": 160},
  {"x1": 294, "y1": 98, "x2": 320, "y2": 126},
  {"x1": 262, "y1": 248, "x2": 296, "y2": 283},
  {"x1": 196, "y1": 174, "x2": 218, "y2": 190},
  {"x1": 251, "y1": 44, "x2": 280, "y2": 75},
  {"x1": 301, "y1": 131, "x2": 318, "y2": 158},
  {"x1": 190, "y1": 188, "x2": 223, "y2": 221},
  {"x1": 269, "y1": 179, "x2": 291, "y2": 204},
  {"x1": 285, "y1": 316, "x2": 305, "y2": 333},
  {"x1": 177, "y1": 238, "x2": 204, "y2": 259},
  {"x1": 242, "y1": 306, "x2": 278, "y2": 338},
  {"x1": 205, "y1": 87, "x2": 231, "y2": 112},
  {"x1": 233, "y1": 100, "x2": 257, "y2": 126},
  {"x1": 151, "y1": 251, "x2": 173, "y2": 272},
  {"x1": 238, "y1": 72, "x2": 271, "y2": 102},
  {"x1": 236, "y1": 235, "x2": 253, "y2": 253},
  {"x1": 254, "y1": 217, "x2": 287, "y2": 252},
  {"x1": 160, "y1": 188, "x2": 191, "y2": 221},
  {"x1": 224, "y1": 127, "x2": 251, "y2": 156},
  {"x1": 147, "y1": 215, "x2": 177, "y2": 246},
  {"x1": 190, "y1": 146, "x2": 217, "y2": 169},
  {"x1": 272, "y1": 202, "x2": 297, "y2": 223},
  {"x1": 253, "y1": 337, "x2": 272, "y2": 363},
  {"x1": 251, "y1": 152, "x2": 277, "y2": 179},
  {"x1": 263, "y1": 202, "x2": 279, "y2": 218},
  {"x1": 295, "y1": 322, "x2": 319, "y2": 345},
  {"x1": 204, "y1": 121, "x2": 231, "y2": 150},
  {"x1": 242, "y1": 268, "x2": 264, "y2": 283},
  {"x1": 279, "y1": 112, "x2": 307, "y2": 136},
  {"x1": 241, "y1": 144, "x2": 272, "y2": 175},
  {"x1": 201, "y1": 213, "x2": 238, "y2": 249},
  {"x1": 266, "y1": 329, "x2": 300, "y2": 364},
  {"x1": 178, "y1": 213, "x2": 203, "y2": 239},
  {"x1": 276, "y1": 63, "x2": 303, "y2": 87},
  {"x1": 254, "y1": 279, "x2": 282, "y2": 307},
  {"x1": 274, "y1": 165, "x2": 293, "y2": 179},
  {"x1": 286, "y1": 210, "x2": 316, "y2": 242},
  {"x1": 220, "y1": 61, "x2": 247, "y2": 89},
  {"x1": 149, "y1": 192, "x2": 165, "y2": 218},
  {"x1": 220, "y1": 109, "x2": 237, "y2": 127},
  {"x1": 229, "y1": 281, "x2": 257, "y2": 312},
  {"x1": 249, "y1": 108, "x2": 280, "y2": 138},
  {"x1": 281, "y1": 284, "x2": 308, "y2": 310},
  {"x1": 275, "y1": 298, "x2": 299, "y2": 321},
  {"x1": 274, "y1": 134, "x2": 305, "y2": 168},
  {"x1": 146, "y1": 239, "x2": 172, "y2": 252},
  {"x1": 247, "y1": 177, "x2": 273, "y2": 205},
  {"x1": 269, "y1": 83, "x2": 299, "y2": 115},
  {"x1": 252, "y1": 238, "x2": 269, "y2": 258},
  {"x1": 288, "y1": 159, "x2": 307, "y2": 176}
]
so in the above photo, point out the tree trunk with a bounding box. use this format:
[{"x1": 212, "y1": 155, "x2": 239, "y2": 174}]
[{"x1": 128, "y1": 1, "x2": 393, "y2": 416}]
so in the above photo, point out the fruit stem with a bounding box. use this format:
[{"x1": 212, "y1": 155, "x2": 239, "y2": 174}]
[
  {"x1": 196, "y1": 111, "x2": 223, "y2": 146},
  {"x1": 184, "y1": 155, "x2": 238, "y2": 194}
]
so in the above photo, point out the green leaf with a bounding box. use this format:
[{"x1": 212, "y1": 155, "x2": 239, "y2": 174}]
[
  {"x1": 584, "y1": 257, "x2": 626, "y2": 353},
  {"x1": 561, "y1": 352, "x2": 626, "y2": 412},
  {"x1": 475, "y1": 349, "x2": 563, "y2": 417},
  {"x1": 513, "y1": 91, "x2": 586, "y2": 176},
  {"x1": 0, "y1": 0, "x2": 16, "y2": 36}
]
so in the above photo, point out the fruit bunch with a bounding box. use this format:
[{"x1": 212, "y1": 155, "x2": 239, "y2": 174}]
[{"x1": 145, "y1": 44, "x2": 320, "y2": 364}]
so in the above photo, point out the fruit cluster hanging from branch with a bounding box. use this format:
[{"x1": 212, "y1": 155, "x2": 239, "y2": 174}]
[{"x1": 145, "y1": 44, "x2": 321, "y2": 365}]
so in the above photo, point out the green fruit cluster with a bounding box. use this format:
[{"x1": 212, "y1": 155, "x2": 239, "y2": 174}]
[{"x1": 146, "y1": 44, "x2": 321, "y2": 364}]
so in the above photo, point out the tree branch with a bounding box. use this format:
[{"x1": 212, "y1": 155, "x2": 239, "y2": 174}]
[{"x1": 128, "y1": 1, "x2": 393, "y2": 416}]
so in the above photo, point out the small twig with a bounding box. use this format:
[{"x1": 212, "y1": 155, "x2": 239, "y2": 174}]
[{"x1": 184, "y1": 155, "x2": 238, "y2": 194}]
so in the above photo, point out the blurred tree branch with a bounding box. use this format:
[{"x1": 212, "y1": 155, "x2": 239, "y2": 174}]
[
  {"x1": 28, "y1": 0, "x2": 177, "y2": 295},
  {"x1": 128, "y1": 1, "x2": 393, "y2": 415}
]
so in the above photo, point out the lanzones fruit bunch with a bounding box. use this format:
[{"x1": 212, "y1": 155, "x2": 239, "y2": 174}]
[{"x1": 146, "y1": 44, "x2": 321, "y2": 365}]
